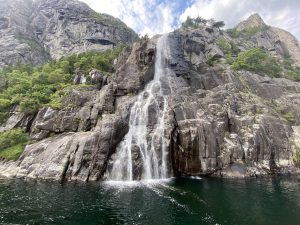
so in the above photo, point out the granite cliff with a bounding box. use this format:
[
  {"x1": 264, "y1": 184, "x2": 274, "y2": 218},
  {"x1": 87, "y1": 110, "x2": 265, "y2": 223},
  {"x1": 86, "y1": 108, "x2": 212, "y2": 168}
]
[
  {"x1": 0, "y1": 0, "x2": 138, "y2": 67},
  {"x1": 0, "y1": 4, "x2": 300, "y2": 181}
]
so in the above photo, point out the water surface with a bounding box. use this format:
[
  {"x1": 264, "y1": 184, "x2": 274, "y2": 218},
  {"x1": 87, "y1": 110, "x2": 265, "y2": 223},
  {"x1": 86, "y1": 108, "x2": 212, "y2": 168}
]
[{"x1": 0, "y1": 177, "x2": 299, "y2": 225}]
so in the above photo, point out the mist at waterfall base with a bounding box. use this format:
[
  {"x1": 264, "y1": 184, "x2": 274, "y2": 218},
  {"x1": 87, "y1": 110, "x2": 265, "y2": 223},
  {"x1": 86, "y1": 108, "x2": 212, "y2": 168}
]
[{"x1": 1, "y1": 177, "x2": 300, "y2": 225}]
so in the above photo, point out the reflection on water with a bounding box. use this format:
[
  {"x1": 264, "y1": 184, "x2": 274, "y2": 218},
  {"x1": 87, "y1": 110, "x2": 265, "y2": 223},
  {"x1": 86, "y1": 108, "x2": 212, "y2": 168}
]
[{"x1": 0, "y1": 177, "x2": 299, "y2": 225}]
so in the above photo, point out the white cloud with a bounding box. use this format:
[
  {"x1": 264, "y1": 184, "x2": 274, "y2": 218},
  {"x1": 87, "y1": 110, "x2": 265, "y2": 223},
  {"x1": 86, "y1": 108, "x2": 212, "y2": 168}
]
[
  {"x1": 80, "y1": 0, "x2": 178, "y2": 37},
  {"x1": 80, "y1": 0, "x2": 300, "y2": 40},
  {"x1": 179, "y1": 0, "x2": 300, "y2": 40}
]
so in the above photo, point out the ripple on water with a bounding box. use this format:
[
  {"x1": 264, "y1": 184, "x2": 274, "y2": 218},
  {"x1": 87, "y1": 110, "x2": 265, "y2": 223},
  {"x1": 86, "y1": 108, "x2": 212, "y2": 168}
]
[{"x1": 0, "y1": 177, "x2": 300, "y2": 225}]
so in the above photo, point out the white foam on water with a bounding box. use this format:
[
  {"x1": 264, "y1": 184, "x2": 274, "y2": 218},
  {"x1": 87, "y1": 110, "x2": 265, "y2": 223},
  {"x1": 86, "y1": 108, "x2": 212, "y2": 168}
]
[
  {"x1": 189, "y1": 176, "x2": 203, "y2": 180},
  {"x1": 148, "y1": 185, "x2": 192, "y2": 214},
  {"x1": 103, "y1": 178, "x2": 174, "y2": 189}
]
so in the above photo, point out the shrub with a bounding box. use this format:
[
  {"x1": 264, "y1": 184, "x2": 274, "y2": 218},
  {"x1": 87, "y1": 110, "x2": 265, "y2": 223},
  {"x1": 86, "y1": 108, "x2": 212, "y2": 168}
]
[
  {"x1": 240, "y1": 26, "x2": 270, "y2": 37},
  {"x1": 288, "y1": 70, "x2": 300, "y2": 81},
  {"x1": 0, "y1": 46, "x2": 124, "y2": 115},
  {"x1": 293, "y1": 146, "x2": 300, "y2": 166},
  {"x1": 217, "y1": 38, "x2": 232, "y2": 55},
  {"x1": 232, "y1": 48, "x2": 282, "y2": 77},
  {"x1": 213, "y1": 21, "x2": 225, "y2": 29},
  {"x1": 226, "y1": 26, "x2": 270, "y2": 38},
  {"x1": 0, "y1": 129, "x2": 28, "y2": 160},
  {"x1": 181, "y1": 16, "x2": 200, "y2": 29},
  {"x1": 0, "y1": 128, "x2": 28, "y2": 150},
  {"x1": 283, "y1": 112, "x2": 296, "y2": 123},
  {"x1": 216, "y1": 38, "x2": 239, "y2": 64},
  {"x1": 207, "y1": 57, "x2": 220, "y2": 66},
  {"x1": 0, "y1": 144, "x2": 26, "y2": 161},
  {"x1": 226, "y1": 28, "x2": 239, "y2": 38}
]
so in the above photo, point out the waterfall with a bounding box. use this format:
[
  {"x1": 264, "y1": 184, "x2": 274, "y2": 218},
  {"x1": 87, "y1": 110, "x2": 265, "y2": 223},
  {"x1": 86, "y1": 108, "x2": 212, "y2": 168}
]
[{"x1": 107, "y1": 34, "x2": 171, "y2": 181}]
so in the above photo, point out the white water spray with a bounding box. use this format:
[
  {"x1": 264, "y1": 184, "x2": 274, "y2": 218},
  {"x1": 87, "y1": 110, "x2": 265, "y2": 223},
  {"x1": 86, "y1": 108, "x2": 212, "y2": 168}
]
[{"x1": 107, "y1": 35, "x2": 171, "y2": 181}]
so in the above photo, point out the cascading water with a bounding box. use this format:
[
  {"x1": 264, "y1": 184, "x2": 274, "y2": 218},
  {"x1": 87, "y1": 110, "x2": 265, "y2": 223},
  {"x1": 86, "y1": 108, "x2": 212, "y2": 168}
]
[{"x1": 107, "y1": 35, "x2": 172, "y2": 181}]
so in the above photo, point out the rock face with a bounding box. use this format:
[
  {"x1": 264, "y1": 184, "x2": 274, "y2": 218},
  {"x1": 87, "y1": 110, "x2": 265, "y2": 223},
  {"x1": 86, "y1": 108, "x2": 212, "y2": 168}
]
[
  {"x1": 0, "y1": 0, "x2": 50, "y2": 67},
  {"x1": 0, "y1": 0, "x2": 138, "y2": 67},
  {"x1": 0, "y1": 14, "x2": 300, "y2": 181},
  {"x1": 0, "y1": 39, "x2": 156, "y2": 181},
  {"x1": 235, "y1": 13, "x2": 300, "y2": 66},
  {"x1": 236, "y1": 13, "x2": 266, "y2": 31},
  {"x1": 270, "y1": 27, "x2": 300, "y2": 66}
]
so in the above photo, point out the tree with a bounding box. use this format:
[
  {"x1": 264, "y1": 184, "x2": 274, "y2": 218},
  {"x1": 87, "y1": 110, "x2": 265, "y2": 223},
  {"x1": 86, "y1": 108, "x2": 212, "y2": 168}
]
[
  {"x1": 213, "y1": 21, "x2": 225, "y2": 29},
  {"x1": 195, "y1": 16, "x2": 207, "y2": 26},
  {"x1": 182, "y1": 16, "x2": 194, "y2": 28}
]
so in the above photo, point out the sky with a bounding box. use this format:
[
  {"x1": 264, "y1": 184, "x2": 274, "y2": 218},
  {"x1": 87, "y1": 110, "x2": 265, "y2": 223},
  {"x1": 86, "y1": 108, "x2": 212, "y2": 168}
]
[{"x1": 80, "y1": 0, "x2": 300, "y2": 41}]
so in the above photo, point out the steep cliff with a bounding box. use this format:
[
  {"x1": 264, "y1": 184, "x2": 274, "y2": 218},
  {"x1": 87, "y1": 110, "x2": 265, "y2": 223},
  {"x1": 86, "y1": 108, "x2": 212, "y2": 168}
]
[
  {"x1": 233, "y1": 13, "x2": 300, "y2": 66},
  {"x1": 0, "y1": 0, "x2": 138, "y2": 67},
  {"x1": 0, "y1": 13, "x2": 300, "y2": 181}
]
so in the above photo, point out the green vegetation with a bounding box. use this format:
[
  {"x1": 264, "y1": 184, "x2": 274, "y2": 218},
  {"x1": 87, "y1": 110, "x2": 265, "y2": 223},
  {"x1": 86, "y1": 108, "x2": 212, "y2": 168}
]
[
  {"x1": 207, "y1": 57, "x2": 220, "y2": 66},
  {"x1": 0, "y1": 47, "x2": 123, "y2": 118},
  {"x1": 181, "y1": 16, "x2": 224, "y2": 29},
  {"x1": 226, "y1": 28, "x2": 239, "y2": 38},
  {"x1": 0, "y1": 144, "x2": 26, "y2": 161},
  {"x1": 227, "y1": 25, "x2": 270, "y2": 39},
  {"x1": 216, "y1": 38, "x2": 239, "y2": 64},
  {"x1": 0, "y1": 129, "x2": 28, "y2": 161},
  {"x1": 282, "y1": 57, "x2": 300, "y2": 81},
  {"x1": 282, "y1": 112, "x2": 296, "y2": 123},
  {"x1": 293, "y1": 146, "x2": 300, "y2": 166},
  {"x1": 0, "y1": 46, "x2": 123, "y2": 160},
  {"x1": 139, "y1": 34, "x2": 149, "y2": 41},
  {"x1": 182, "y1": 16, "x2": 207, "y2": 29},
  {"x1": 231, "y1": 48, "x2": 282, "y2": 77},
  {"x1": 231, "y1": 47, "x2": 300, "y2": 81},
  {"x1": 274, "y1": 104, "x2": 296, "y2": 123},
  {"x1": 287, "y1": 70, "x2": 300, "y2": 81},
  {"x1": 217, "y1": 38, "x2": 232, "y2": 55},
  {"x1": 212, "y1": 21, "x2": 225, "y2": 29}
]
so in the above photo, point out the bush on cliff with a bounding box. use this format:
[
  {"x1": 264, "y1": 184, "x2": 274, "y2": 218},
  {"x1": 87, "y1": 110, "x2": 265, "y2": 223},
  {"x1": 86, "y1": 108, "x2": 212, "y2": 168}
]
[
  {"x1": 232, "y1": 48, "x2": 282, "y2": 77},
  {"x1": 0, "y1": 46, "x2": 123, "y2": 118},
  {"x1": 227, "y1": 26, "x2": 270, "y2": 38},
  {"x1": 0, "y1": 128, "x2": 28, "y2": 161}
]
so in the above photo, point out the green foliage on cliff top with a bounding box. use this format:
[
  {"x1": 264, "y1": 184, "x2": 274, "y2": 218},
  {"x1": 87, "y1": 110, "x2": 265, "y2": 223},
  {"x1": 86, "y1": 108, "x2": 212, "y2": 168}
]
[
  {"x1": 181, "y1": 16, "x2": 207, "y2": 29},
  {"x1": 181, "y1": 16, "x2": 225, "y2": 30},
  {"x1": 0, "y1": 128, "x2": 28, "y2": 161},
  {"x1": 232, "y1": 48, "x2": 282, "y2": 77},
  {"x1": 0, "y1": 47, "x2": 123, "y2": 117},
  {"x1": 227, "y1": 25, "x2": 270, "y2": 39},
  {"x1": 231, "y1": 48, "x2": 300, "y2": 81}
]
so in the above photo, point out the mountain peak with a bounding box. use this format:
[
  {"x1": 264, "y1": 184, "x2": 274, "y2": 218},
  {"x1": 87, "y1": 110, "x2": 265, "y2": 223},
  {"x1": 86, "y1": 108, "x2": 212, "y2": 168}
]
[{"x1": 236, "y1": 13, "x2": 266, "y2": 31}]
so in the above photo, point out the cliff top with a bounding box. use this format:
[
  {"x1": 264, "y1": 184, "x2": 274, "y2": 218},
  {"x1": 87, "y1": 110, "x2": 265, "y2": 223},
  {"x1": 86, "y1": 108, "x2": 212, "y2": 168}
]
[{"x1": 236, "y1": 13, "x2": 266, "y2": 31}]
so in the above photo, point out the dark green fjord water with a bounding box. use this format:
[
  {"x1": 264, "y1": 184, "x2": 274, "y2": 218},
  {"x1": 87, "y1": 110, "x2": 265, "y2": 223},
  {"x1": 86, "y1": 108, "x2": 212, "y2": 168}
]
[{"x1": 0, "y1": 177, "x2": 300, "y2": 225}]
